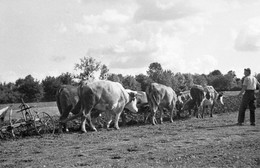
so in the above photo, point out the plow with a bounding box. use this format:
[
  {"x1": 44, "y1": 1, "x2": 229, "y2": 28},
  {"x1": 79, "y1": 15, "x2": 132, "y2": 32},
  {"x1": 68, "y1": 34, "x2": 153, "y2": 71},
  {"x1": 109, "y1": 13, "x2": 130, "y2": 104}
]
[{"x1": 0, "y1": 99, "x2": 55, "y2": 139}]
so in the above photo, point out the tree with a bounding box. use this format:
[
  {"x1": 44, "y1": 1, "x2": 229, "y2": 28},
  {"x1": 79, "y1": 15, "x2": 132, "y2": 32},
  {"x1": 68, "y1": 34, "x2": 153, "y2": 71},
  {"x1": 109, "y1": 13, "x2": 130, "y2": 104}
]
[
  {"x1": 160, "y1": 70, "x2": 174, "y2": 88},
  {"x1": 100, "y1": 64, "x2": 109, "y2": 80},
  {"x1": 74, "y1": 56, "x2": 102, "y2": 80},
  {"x1": 42, "y1": 76, "x2": 60, "y2": 101},
  {"x1": 210, "y1": 75, "x2": 230, "y2": 91},
  {"x1": 122, "y1": 75, "x2": 141, "y2": 91},
  {"x1": 135, "y1": 73, "x2": 153, "y2": 91},
  {"x1": 147, "y1": 62, "x2": 163, "y2": 83},
  {"x1": 183, "y1": 73, "x2": 194, "y2": 90},
  {"x1": 58, "y1": 72, "x2": 74, "y2": 85},
  {"x1": 107, "y1": 73, "x2": 122, "y2": 83},
  {"x1": 193, "y1": 74, "x2": 207, "y2": 86},
  {"x1": 0, "y1": 82, "x2": 20, "y2": 103},
  {"x1": 15, "y1": 75, "x2": 43, "y2": 102},
  {"x1": 224, "y1": 71, "x2": 238, "y2": 90},
  {"x1": 209, "y1": 70, "x2": 222, "y2": 76},
  {"x1": 174, "y1": 72, "x2": 186, "y2": 91}
]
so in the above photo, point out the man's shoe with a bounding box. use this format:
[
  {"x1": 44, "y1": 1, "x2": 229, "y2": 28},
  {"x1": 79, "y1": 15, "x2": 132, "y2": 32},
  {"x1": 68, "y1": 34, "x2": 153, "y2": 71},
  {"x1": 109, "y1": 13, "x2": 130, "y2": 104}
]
[
  {"x1": 236, "y1": 123, "x2": 243, "y2": 126},
  {"x1": 250, "y1": 123, "x2": 255, "y2": 126}
]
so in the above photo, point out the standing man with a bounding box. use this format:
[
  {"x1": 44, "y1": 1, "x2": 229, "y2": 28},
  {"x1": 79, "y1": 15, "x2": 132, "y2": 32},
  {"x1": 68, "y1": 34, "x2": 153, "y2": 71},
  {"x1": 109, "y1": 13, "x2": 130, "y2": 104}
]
[{"x1": 237, "y1": 68, "x2": 260, "y2": 126}]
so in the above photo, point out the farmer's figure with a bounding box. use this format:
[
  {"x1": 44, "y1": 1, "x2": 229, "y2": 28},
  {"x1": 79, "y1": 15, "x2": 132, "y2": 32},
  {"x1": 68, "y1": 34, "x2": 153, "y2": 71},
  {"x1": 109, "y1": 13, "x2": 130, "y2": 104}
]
[{"x1": 237, "y1": 68, "x2": 260, "y2": 126}]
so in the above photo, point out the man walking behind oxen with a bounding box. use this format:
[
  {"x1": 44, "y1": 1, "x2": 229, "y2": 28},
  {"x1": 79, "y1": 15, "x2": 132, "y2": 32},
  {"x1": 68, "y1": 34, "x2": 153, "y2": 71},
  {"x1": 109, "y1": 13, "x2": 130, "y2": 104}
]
[{"x1": 237, "y1": 68, "x2": 260, "y2": 126}]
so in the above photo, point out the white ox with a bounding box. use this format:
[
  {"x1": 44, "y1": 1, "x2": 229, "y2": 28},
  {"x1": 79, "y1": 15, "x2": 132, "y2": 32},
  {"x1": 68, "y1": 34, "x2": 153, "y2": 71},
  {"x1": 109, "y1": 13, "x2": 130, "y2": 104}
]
[
  {"x1": 122, "y1": 90, "x2": 149, "y2": 124},
  {"x1": 61, "y1": 80, "x2": 139, "y2": 133}
]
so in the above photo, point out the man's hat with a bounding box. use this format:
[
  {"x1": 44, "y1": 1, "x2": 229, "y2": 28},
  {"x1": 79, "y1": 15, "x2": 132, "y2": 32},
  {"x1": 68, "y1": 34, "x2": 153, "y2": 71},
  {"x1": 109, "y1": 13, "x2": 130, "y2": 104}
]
[{"x1": 244, "y1": 68, "x2": 251, "y2": 73}]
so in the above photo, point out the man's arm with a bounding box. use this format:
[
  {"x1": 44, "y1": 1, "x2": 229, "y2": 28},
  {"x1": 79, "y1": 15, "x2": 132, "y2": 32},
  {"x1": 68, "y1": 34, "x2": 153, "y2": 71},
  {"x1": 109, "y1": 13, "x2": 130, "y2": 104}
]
[{"x1": 238, "y1": 85, "x2": 246, "y2": 96}]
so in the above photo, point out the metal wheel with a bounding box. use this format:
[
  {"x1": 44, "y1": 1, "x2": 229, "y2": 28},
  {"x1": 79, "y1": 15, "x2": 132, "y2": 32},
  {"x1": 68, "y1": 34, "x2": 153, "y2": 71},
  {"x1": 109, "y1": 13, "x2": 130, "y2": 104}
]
[{"x1": 34, "y1": 112, "x2": 55, "y2": 135}]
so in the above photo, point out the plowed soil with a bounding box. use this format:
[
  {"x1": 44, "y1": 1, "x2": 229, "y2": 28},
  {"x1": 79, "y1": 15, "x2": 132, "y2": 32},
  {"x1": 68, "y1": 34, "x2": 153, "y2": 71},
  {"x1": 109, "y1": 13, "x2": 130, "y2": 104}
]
[{"x1": 1, "y1": 109, "x2": 260, "y2": 168}]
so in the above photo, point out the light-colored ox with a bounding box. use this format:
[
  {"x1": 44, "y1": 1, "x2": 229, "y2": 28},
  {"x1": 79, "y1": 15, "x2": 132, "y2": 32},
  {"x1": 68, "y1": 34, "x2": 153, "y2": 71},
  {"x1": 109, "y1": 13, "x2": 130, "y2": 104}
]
[
  {"x1": 146, "y1": 83, "x2": 178, "y2": 125},
  {"x1": 60, "y1": 80, "x2": 139, "y2": 133},
  {"x1": 122, "y1": 90, "x2": 150, "y2": 125}
]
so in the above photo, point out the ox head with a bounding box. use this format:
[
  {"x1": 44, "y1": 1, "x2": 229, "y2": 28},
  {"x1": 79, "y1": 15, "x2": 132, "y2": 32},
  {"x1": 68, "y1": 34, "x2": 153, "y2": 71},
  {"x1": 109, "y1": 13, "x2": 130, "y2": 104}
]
[
  {"x1": 176, "y1": 92, "x2": 191, "y2": 113},
  {"x1": 125, "y1": 90, "x2": 139, "y2": 113}
]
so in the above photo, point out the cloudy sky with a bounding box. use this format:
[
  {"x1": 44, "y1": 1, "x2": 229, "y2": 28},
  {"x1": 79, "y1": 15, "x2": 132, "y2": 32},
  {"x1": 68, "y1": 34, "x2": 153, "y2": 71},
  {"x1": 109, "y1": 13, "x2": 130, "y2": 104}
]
[{"x1": 1, "y1": 0, "x2": 260, "y2": 83}]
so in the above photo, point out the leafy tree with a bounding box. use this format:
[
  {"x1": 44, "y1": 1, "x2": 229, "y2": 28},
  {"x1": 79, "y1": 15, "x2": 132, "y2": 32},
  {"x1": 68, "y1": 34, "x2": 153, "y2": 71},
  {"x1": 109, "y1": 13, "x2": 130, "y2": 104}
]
[
  {"x1": 42, "y1": 76, "x2": 60, "y2": 101},
  {"x1": 15, "y1": 75, "x2": 43, "y2": 102},
  {"x1": 209, "y1": 70, "x2": 222, "y2": 76},
  {"x1": 210, "y1": 75, "x2": 230, "y2": 91},
  {"x1": 224, "y1": 71, "x2": 238, "y2": 90},
  {"x1": 147, "y1": 62, "x2": 163, "y2": 83},
  {"x1": 107, "y1": 73, "x2": 122, "y2": 83},
  {"x1": 0, "y1": 82, "x2": 20, "y2": 103},
  {"x1": 74, "y1": 56, "x2": 101, "y2": 80},
  {"x1": 193, "y1": 74, "x2": 207, "y2": 86},
  {"x1": 135, "y1": 74, "x2": 151, "y2": 91},
  {"x1": 122, "y1": 75, "x2": 141, "y2": 91},
  {"x1": 159, "y1": 70, "x2": 174, "y2": 88},
  {"x1": 100, "y1": 64, "x2": 109, "y2": 80},
  {"x1": 58, "y1": 72, "x2": 74, "y2": 85},
  {"x1": 183, "y1": 73, "x2": 194, "y2": 90}
]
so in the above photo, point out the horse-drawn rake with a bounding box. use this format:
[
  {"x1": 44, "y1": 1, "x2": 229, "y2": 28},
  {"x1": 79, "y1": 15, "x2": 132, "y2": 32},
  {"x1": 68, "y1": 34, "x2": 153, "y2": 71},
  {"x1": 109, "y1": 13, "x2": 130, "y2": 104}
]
[{"x1": 0, "y1": 100, "x2": 55, "y2": 139}]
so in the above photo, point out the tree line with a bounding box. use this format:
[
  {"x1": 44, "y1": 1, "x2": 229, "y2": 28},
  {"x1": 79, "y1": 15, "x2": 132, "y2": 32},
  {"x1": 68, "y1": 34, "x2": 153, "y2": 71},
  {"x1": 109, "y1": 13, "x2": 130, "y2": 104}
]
[{"x1": 1, "y1": 57, "x2": 259, "y2": 104}]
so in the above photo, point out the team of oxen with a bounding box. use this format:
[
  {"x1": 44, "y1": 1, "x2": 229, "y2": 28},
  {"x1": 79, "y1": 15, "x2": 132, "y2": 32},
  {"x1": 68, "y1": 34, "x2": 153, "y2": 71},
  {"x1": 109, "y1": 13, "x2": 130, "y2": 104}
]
[{"x1": 56, "y1": 80, "x2": 224, "y2": 133}]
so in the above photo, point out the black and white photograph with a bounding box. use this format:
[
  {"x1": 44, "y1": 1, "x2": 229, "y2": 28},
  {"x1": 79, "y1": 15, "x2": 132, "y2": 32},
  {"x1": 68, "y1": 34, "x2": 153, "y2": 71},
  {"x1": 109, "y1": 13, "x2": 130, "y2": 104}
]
[{"x1": 1, "y1": 0, "x2": 260, "y2": 167}]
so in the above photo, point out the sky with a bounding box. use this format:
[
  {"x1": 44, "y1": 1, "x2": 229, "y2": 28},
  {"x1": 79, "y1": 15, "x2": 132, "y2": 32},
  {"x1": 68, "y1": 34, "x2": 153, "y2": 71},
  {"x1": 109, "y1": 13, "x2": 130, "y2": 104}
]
[{"x1": 1, "y1": 0, "x2": 260, "y2": 83}]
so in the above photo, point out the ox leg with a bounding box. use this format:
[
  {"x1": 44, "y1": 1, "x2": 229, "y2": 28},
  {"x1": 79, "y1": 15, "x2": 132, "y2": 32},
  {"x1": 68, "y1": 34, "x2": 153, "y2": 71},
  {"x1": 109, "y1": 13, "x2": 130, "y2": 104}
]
[
  {"x1": 95, "y1": 114, "x2": 103, "y2": 128},
  {"x1": 81, "y1": 116, "x2": 87, "y2": 133},
  {"x1": 86, "y1": 112, "x2": 97, "y2": 132},
  {"x1": 114, "y1": 107, "x2": 125, "y2": 130},
  {"x1": 114, "y1": 113, "x2": 121, "y2": 130},
  {"x1": 188, "y1": 109, "x2": 192, "y2": 116},
  {"x1": 169, "y1": 109, "x2": 173, "y2": 123},
  {"x1": 210, "y1": 103, "x2": 215, "y2": 117},
  {"x1": 144, "y1": 111, "x2": 151, "y2": 124},
  {"x1": 121, "y1": 111, "x2": 127, "y2": 126},
  {"x1": 194, "y1": 106, "x2": 199, "y2": 118},
  {"x1": 201, "y1": 106, "x2": 205, "y2": 118},
  {"x1": 105, "y1": 112, "x2": 113, "y2": 129},
  {"x1": 169, "y1": 108, "x2": 176, "y2": 123},
  {"x1": 59, "y1": 107, "x2": 72, "y2": 133},
  {"x1": 195, "y1": 110, "x2": 198, "y2": 118},
  {"x1": 151, "y1": 105, "x2": 158, "y2": 125},
  {"x1": 151, "y1": 113, "x2": 157, "y2": 125},
  {"x1": 158, "y1": 107, "x2": 164, "y2": 124}
]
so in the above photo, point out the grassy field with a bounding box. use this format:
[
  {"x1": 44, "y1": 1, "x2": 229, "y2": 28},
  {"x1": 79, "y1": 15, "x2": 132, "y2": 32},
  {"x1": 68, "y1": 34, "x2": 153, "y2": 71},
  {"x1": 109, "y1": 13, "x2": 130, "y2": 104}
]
[{"x1": 1, "y1": 108, "x2": 260, "y2": 168}]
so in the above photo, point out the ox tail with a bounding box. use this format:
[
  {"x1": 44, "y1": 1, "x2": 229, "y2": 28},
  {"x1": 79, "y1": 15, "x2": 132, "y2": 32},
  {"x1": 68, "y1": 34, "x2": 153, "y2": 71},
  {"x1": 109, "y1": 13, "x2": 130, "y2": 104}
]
[
  {"x1": 56, "y1": 86, "x2": 65, "y2": 115},
  {"x1": 147, "y1": 84, "x2": 160, "y2": 107}
]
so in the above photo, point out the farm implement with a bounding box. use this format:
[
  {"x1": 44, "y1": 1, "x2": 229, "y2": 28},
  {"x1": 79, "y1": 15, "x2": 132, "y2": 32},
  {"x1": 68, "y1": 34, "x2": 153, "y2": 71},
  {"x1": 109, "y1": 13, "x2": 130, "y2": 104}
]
[{"x1": 0, "y1": 99, "x2": 55, "y2": 139}]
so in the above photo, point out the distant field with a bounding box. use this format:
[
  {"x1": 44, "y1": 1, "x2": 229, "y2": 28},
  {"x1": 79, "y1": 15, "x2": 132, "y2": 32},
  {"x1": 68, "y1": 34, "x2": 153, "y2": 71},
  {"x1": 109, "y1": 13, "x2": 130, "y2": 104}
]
[
  {"x1": 0, "y1": 101, "x2": 59, "y2": 121},
  {"x1": 222, "y1": 91, "x2": 240, "y2": 96}
]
